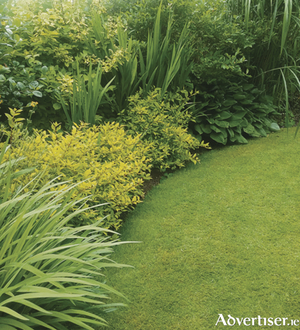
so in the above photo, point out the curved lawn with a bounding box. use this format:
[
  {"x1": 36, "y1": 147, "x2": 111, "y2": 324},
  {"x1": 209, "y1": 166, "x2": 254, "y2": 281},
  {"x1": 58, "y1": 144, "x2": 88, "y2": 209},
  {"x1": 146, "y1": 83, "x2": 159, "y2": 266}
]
[{"x1": 101, "y1": 128, "x2": 300, "y2": 329}]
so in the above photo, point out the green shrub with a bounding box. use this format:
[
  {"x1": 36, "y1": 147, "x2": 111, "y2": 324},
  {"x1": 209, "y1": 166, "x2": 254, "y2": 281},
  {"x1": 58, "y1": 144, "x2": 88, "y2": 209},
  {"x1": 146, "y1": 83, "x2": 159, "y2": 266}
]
[
  {"x1": 118, "y1": 88, "x2": 210, "y2": 171},
  {"x1": 0, "y1": 140, "x2": 130, "y2": 329},
  {"x1": 1, "y1": 121, "x2": 151, "y2": 229},
  {"x1": 183, "y1": 5, "x2": 280, "y2": 145},
  {"x1": 9, "y1": 0, "x2": 92, "y2": 68},
  {"x1": 0, "y1": 13, "x2": 47, "y2": 116},
  {"x1": 1, "y1": 0, "x2": 193, "y2": 128},
  {"x1": 0, "y1": 0, "x2": 115, "y2": 128}
]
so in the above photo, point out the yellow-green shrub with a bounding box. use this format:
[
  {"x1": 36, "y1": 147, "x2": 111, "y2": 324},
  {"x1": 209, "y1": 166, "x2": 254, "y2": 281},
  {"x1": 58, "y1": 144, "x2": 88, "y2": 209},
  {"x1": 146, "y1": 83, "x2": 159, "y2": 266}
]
[
  {"x1": 1, "y1": 122, "x2": 151, "y2": 229},
  {"x1": 118, "y1": 88, "x2": 211, "y2": 171}
]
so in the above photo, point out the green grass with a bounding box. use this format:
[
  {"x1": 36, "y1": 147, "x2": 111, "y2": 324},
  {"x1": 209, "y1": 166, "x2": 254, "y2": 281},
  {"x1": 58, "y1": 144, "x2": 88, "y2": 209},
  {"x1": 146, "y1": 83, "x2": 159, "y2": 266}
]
[{"x1": 100, "y1": 128, "x2": 300, "y2": 329}]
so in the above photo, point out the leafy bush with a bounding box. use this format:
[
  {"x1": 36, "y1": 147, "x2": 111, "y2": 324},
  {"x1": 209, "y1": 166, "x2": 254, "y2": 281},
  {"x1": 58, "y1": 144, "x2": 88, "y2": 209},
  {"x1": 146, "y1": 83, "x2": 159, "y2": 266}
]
[
  {"x1": 184, "y1": 5, "x2": 280, "y2": 145},
  {"x1": 0, "y1": 0, "x2": 112, "y2": 128},
  {"x1": 1, "y1": 121, "x2": 151, "y2": 229},
  {"x1": 104, "y1": 0, "x2": 197, "y2": 43},
  {"x1": 118, "y1": 88, "x2": 210, "y2": 171},
  {"x1": 0, "y1": 140, "x2": 130, "y2": 329},
  {"x1": 9, "y1": 0, "x2": 92, "y2": 68},
  {"x1": 191, "y1": 80, "x2": 279, "y2": 145},
  {"x1": 0, "y1": 13, "x2": 46, "y2": 116},
  {"x1": 0, "y1": 0, "x2": 193, "y2": 128},
  {"x1": 190, "y1": 6, "x2": 254, "y2": 67}
]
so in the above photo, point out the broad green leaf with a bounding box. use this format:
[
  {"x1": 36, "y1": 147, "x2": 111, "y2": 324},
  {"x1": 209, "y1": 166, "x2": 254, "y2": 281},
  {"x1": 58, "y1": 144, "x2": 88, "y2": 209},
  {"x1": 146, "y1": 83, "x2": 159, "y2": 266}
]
[
  {"x1": 242, "y1": 83, "x2": 254, "y2": 90},
  {"x1": 41, "y1": 66, "x2": 48, "y2": 74},
  {"x1": 53, "y1": 103, "x2": 61, "y2": 110},
  {"x1": 231, "y1": 111, "x2": 246, "y2": 120},
  {"x1": 29, "y1": 81, "x2": 39, "y2": 89},
  {"x1": 200, "y1": 124, "x2": 212, "y2": 134},
  {"x1": 233, "y1": 94, "x2": 246, "y2": 100},
  {"x1": 232, "y1": 105, "x2": 245, "y2": 111},
  {"x1": 16, "y1": 82, "x2": 25, "y2": 90},
  {"x1": 32, "y1": 91, "x2": 42, "y2": 97},
  {"x1": 223, "y1": 99, "x2": 237, "y2": 107},
  {"x1": 229, "y1": 120, "x2": 242, "y2": 127},
  {"x1": 240, "y1": 99, "x2": 254, "y2": 105},
  {"x1": 211, "y1": 125, "x2": 221, "y2": 133},
  {"x1": 210, "y1": 132, "x2": 227, "y2": 144},
  {"x1": 0, "y1": 65, "x2": 11, "y2": 74},
  {"x1": 269, "y1": 122, "x2": 280, "y2": 131},
  {"x1": 236, "y1": 134, "x2": 248, "y2": 144},
  {"x1": 243, "y1": 123, "x2": 258, "y2": 136},
  {"x1": 215, "y1": 120, "x2": 229, "y2": 128},
  {"x1": 227, "y1": 127, "x2": 235, "y2": 138},
  {"x1": 240, "y1": 118, "x2": 249, "y2": 127},
  {"x1": 218, "y1": 111, "x2": 232, "y2": 120},
  {"x1": 256, "y1": 127, "x2": 267, "y2": 137},
  {"x1": 14, "y1": 34, "x2": 20, "y2": 42},
  {"x1": 194, "y1": 124, "x2": 203, "y2": 135}
]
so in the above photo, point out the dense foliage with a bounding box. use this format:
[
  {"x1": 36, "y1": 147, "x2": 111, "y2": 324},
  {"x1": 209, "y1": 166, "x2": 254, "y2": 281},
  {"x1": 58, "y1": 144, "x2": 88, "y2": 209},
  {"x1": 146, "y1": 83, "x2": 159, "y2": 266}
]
[
  {"x1": 1, "y1": 0, "x2": 299, "y2": 328},
  {"x1": 0, "y1": 120, "x2": 151, "y2": 229},
  {"x1": 119, "y1": 88, "x2": 210, "y2": 170},
  {"x1": 192, "y1": 80, "x2": 279, "y2": 144},
  {"x1": 0, "y1": 140, "x2": 130, "y2": 329}
]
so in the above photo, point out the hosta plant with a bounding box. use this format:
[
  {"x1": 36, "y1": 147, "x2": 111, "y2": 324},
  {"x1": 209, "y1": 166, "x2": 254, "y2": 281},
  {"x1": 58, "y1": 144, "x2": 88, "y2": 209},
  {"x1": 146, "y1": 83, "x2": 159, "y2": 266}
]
[
  {"x1": 0, "y1": 140, "x2": 131, "y2": 330},
  {"x1": 192, "y1": 80, "x2": 279, "y2": 145}
]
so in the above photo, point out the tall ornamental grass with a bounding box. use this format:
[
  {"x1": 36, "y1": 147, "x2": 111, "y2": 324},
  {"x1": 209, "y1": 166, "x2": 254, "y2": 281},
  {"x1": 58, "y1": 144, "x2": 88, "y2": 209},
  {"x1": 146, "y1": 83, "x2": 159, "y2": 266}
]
[
  {"x1": 138, "y1": 1, "x2": 192, "y2": 98},
  {"x1": 86, "y1": 1, "x2": 192, "y2": 113},
  {"x1": 0, "y1": 140, "x2": 131, "y2": 329},
  {"x1": 226, "y1": 0, "x2": 300, "y2": 125},
  {"x1": 57, "y1": 60, "x2": 114, "y2": 126}
]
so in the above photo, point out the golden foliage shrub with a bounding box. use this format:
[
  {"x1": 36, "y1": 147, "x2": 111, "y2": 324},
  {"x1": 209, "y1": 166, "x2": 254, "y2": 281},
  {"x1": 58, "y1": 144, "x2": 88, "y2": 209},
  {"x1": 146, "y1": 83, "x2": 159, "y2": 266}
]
[
  {"x1": 119, "y1": 88, "x2": 211, "y2": 171},
  {"x1": 1, "y1": 122, "x2": 151, "y2": 230}
]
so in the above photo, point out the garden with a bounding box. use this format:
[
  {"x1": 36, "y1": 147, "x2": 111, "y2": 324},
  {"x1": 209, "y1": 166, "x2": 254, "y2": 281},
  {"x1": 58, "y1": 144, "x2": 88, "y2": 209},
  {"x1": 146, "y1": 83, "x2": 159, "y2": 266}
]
[{"x1": 0, "y1": 0, "x2": 299, "y2": 329}]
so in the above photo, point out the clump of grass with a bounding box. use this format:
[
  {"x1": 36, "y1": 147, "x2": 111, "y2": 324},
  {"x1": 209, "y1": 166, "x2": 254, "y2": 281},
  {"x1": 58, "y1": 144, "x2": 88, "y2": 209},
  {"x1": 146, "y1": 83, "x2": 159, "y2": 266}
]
[{"x1": 100, "y1": 128, "x2": 300, "y2": 329}]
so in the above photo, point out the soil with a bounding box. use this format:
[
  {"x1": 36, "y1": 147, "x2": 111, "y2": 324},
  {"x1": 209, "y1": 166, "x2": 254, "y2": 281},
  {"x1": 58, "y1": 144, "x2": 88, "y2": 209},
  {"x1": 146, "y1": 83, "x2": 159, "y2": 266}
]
[{"x1": 142, "y1": 168, "x2": 164, "y2": 196}]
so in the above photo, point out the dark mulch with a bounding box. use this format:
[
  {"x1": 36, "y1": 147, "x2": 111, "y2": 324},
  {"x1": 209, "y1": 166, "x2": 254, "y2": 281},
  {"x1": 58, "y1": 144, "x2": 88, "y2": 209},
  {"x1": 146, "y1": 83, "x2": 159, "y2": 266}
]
[{"x1": 142, "y1": 168, "x2": 164, "y2": 196}]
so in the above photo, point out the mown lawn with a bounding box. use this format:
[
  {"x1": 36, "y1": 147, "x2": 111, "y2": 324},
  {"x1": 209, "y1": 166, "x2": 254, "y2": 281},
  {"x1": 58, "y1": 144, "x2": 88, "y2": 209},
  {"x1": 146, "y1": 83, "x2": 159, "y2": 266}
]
[{"x1": 100, "y1": 128, "x2": 300, "y2": 329}]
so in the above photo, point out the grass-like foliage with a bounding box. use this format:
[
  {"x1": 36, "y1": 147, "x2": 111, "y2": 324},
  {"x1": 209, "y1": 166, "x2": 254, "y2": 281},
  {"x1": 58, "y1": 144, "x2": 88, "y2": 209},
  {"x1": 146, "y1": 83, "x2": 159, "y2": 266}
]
[
  {"x1": 227, "y1": 0, "x2": 300, "y2": 122},
  {"x1": 0, "y1": 140, "x2": 131, "y2": 329},
  {"x1": 57, "y1": 60, "x2": 114, "y2": 126},
  {"x1": 87, "y1": 1, "x2": 192, "y2": 114},
  {"x1": 137, "y1": 2, "x2": 192, "y2": 98}
]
